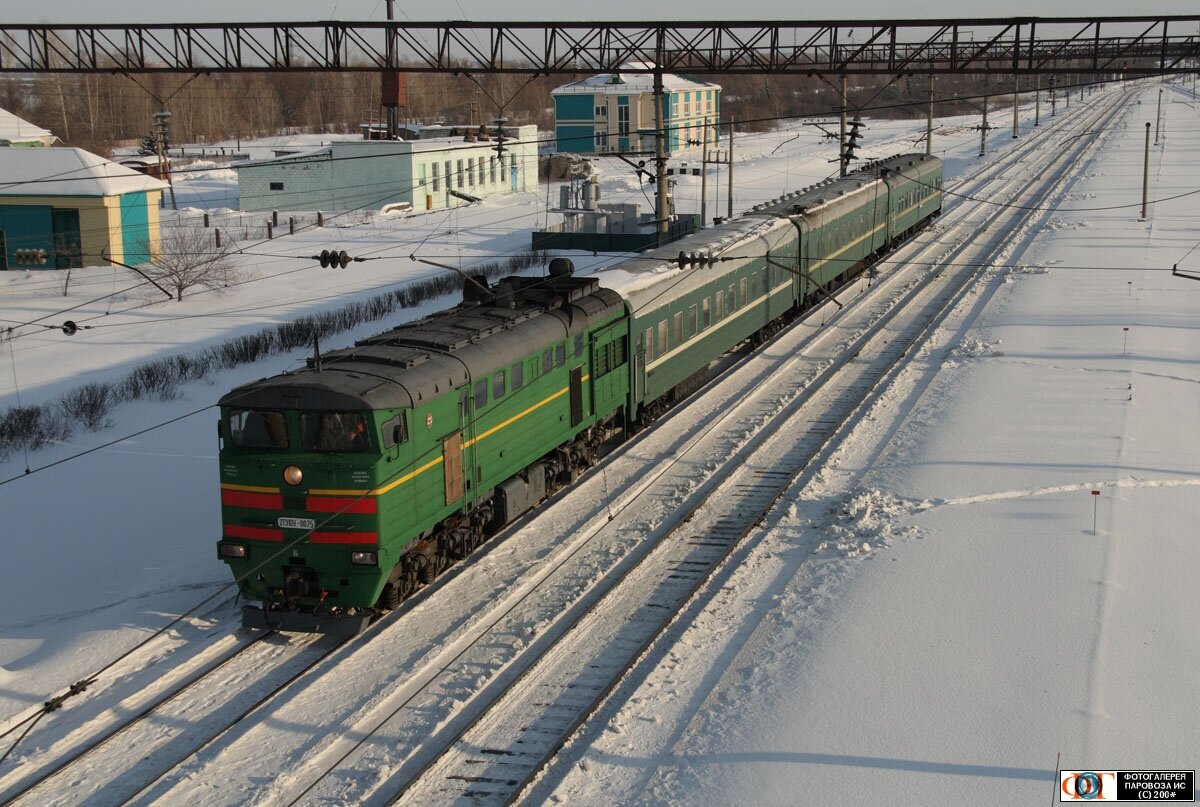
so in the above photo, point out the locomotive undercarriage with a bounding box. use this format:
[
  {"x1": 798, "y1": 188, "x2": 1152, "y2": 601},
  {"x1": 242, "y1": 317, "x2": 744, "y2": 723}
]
[{"x1": 376, "y1": 416, "x2": 621, "y2": 612}]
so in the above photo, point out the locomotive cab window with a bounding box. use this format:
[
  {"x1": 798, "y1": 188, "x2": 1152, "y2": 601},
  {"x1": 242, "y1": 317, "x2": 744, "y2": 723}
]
[
  {"x1": 511, "y1": 362, "x2": 524, "y2": 390},
  {"x1": 301, "y1": 412, "x2": 370, "y2": 452},
  {"x1": 229, "y1": 409, "x2": 289, "y2": 449},
  {"x1": 473, "y1": 378, "x2": 488, "y2": 409},
  {"x1": 542, "y1": 348, "x2": 554, "y2": 374},
  {"x1": 555, "y1": 343, "x2": 566, "y2": 367},
  {"x1": 574, "y1": 333, "x2": 585, "y2": 357},
  {"x1": 493, "y1": 370, "x2": 506, "y2": 400},
  {"x1": 382, "y1": 414, "x2": 408, "y2": 448}
]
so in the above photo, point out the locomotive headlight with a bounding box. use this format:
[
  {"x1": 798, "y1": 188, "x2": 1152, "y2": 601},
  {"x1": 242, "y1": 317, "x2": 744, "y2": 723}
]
[
  {"x1": 283, "y1": 465, "x2": 304, "y2": 486},
  {"x1": 350, "y1": 551, "x2": 378, "y2": 566},
  {"x1": 220, "y1": 543, "x2": 247, "y2": 559}
]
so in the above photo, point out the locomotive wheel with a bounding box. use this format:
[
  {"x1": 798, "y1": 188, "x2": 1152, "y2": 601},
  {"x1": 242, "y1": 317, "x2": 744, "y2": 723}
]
[
  {"x1": 380, "y1": 581, "x2": 402, "y2": 610},
  {"x1": 418, "y1": 562, "x2": 435, "y2": 585}
]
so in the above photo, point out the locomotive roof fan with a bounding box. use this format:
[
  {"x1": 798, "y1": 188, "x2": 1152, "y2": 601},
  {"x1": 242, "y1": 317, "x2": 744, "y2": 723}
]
[{"x1": 549, "y1": 257, "x2": 575, "y2": 277}]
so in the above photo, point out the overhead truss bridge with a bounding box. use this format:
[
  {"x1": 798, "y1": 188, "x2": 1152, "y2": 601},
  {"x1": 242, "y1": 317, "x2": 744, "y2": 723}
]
[{"x1": 0, "y1": 16, "x2": 1198, "y2": 76}]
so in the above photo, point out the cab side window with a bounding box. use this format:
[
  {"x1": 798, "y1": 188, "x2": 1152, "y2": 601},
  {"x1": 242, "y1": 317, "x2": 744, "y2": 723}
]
[{"x1": 382, "y1": 414, "x2": 408, "y2": 448}]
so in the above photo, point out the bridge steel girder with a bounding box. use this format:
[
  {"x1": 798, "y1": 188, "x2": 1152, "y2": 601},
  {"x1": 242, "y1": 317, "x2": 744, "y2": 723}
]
[{"x1": 0, "y1": 17, "x2": 1198, "y2": 76}]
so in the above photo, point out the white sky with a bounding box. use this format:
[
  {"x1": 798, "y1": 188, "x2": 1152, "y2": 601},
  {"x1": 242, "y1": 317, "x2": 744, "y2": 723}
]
[{"x1": 6, "y1": 1, "x2": 1198, "y2": 23}]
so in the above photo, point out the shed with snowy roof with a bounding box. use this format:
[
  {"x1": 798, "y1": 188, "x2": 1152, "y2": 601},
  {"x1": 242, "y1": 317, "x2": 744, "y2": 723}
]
[
  {"x1": 0, "y1": 108, "x2": 55, "y2": 148},
  {"x1": 551, "y1": 70, "x2": 720, "y2": 156},
  {"x1": 0, "y1": 147, "x2": 168, "y2": 270}
]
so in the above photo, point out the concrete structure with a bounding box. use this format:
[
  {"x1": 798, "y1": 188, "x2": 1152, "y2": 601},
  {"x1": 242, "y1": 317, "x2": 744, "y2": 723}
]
[
  {"x1": 0, "y1": 147, "x2": 167, "y2": 270},
  {"x1": 235, "y1": 125, "x2": 539, "y2": 214},
  {"x1": 0, "y1": 108, "x2": 55, "y2": 147},
  {"x1": 552, "y1": 71, "x2": 720, "y2": 156}
]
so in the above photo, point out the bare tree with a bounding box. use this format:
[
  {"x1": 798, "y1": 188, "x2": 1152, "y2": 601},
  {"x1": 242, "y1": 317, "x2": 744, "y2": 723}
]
[{"x1": 138, "y1": 225, "x2": 242, "y2": 301}]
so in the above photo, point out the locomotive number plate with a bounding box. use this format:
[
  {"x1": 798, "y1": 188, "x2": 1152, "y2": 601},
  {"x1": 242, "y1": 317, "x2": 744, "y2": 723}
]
[{"x1": 278, "y1": 517, "x2": 316, "y2": 530}]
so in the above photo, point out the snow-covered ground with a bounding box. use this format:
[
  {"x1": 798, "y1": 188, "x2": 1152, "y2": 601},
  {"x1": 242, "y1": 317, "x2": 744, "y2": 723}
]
[{"x1": 1, "y1": 80, "x2": 1196, "y2": 805}]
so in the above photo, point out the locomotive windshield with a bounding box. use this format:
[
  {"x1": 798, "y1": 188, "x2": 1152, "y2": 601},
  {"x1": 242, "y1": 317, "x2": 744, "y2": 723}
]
[
  {"x1": 301, "y1": 411, "x2": 371, "y2": 452},
  {"x1": 228, "y1": 409, "x2": 289, "y2": 449}
]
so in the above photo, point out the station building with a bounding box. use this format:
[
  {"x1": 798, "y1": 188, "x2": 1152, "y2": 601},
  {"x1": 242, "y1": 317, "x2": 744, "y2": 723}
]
[
  {"x1": 0, "y1": 147, "x2": 167, "y2": 270},
  {"x1": 235, "y1": 125, "x2": 540, "y2": 213},
  {"x1": 552, "y1": 72, "x2": 720, "y2": 156}
]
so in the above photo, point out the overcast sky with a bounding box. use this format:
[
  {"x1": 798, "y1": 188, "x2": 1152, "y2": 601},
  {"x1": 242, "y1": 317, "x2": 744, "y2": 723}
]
[{"x1": 4, "y1": 1, "x2": 1198, "y2": 23}]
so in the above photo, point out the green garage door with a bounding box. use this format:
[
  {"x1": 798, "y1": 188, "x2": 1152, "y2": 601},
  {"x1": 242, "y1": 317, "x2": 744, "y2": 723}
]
[{"x1": 119, "y1": 192, "x2": 150, "y2": 265}]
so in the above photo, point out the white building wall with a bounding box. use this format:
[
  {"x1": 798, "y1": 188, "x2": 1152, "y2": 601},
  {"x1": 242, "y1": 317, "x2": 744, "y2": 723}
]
[{"x1": 237, "y1": 125, "x2": 539, "y2": 214}]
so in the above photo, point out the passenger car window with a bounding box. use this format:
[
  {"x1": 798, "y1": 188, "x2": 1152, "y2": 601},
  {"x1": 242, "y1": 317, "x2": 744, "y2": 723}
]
[
  {"x1": 229, "y1": 409, "x2": 288, "y2": 449},
  {"x1": 493, "y1": 370, "x2": 506, "y2": 400}
]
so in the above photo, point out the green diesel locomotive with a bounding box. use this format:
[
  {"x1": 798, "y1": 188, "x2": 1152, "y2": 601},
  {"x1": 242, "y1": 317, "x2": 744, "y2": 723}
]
[{"x1": 217, "y1": 153, "x2": 943, "y2": 633}]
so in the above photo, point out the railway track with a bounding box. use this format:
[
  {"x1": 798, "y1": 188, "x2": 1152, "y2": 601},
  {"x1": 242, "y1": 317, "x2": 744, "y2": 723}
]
[
  {"x1": 0, "y1": 629, "x2": 348, "y2": 806},
  {"x1": 178, "y1": 91, "x2": 1127, "y2": 807},
  {"x1": 89, "y1": 90, "x2": 1125, "y2": 806}
]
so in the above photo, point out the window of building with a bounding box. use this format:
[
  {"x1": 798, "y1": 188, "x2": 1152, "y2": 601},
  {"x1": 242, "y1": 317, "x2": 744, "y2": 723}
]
[
  {"x1": 618, "y1": 105, "x2": 630, "y2": 136},
  {"x1": 432, "y1": 162, "x2": 440, "y2": 192},
  {"x1": 493, "y1": 370, "x2": 505, "y2": 400},
  {"x1": 594, "y1": 131, "x2": 608, "y2": 150},
  {"x1": 468, "y1": 158, "x2": 476, "y2": 187},
  {"x1": 490, "y1": 157, "x2": 497, "y2": 184},
  {"x1": 269, "y1": 182, "x2": 284, "y2": 191},
  {"x1": 456, "y1": 159, "x2": 464, "y2": 188},
  {"x1": 477, "y1": 158, "x2": 485, "y2": 186},
  {"x1": 444, "y1": 160, "x2": 452, "y2": 191},
  {"x1": 595, "y1": 104, "x2": 607, "y2": 117}
]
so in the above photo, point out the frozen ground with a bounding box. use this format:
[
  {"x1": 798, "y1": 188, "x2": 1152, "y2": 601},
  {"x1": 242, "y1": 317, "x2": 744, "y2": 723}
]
[{"x1": 0, "y1": 80, "x2": 1195, "y2": 804}]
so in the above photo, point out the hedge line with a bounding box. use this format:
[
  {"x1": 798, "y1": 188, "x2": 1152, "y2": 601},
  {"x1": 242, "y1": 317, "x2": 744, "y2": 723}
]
[{"x1": 0, "y1": 252, "x2": 548, "y2": 462}]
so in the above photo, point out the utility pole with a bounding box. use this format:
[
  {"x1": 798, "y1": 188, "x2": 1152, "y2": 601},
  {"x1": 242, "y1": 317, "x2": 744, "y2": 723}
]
[
  {"x1": 1140, "y1": 121, "x2": 1151, "y2": 221},
  {"x1": 1012, "y1": 77, "x2": 1019, "y2": 139},
  {"x1": 839, "y1": 74, "x2": 848, "y2": 176},
  {"x1": 653, "y1": 67, "x2": 668, "y2": 242},
  {"x1": 926, "y1": 74, "x2": 935, "y2": 156},
  {"x1": 979, "y1": 87, "x2": 989, "y2": 156},
  {"x1": 727, "y1": 118, "x2": 735, "y2": 221},
  {"x1": 383, "y1": 0, "x2": 399, "y2": 139},
  {"x1": 153, "y1": 110, "x2": 177, "y2": 211},
  {"x1": 1035, "y1": 74, "x2": 1041, "y2": 126},
  {"x1": 1155, "y1": 86, "x2": 1163, "y2": 144},
  {"x1": 700, "y1": 115, "x2": 709, "y2": 228}
]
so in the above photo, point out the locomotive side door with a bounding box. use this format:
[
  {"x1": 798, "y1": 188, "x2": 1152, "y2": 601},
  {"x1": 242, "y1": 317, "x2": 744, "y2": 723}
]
[
  {"x1": 569, "y1": 366, "x2": 584, "y2": 428},
  {"x1": 443, "y1": 431, "x2": 463, "y2": 505}
]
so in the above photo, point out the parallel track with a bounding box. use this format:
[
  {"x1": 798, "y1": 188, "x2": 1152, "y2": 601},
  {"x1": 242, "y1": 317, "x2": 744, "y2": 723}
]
[{"x1": 266, "y1": 91, "x2": 1129, "y2": 806}]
